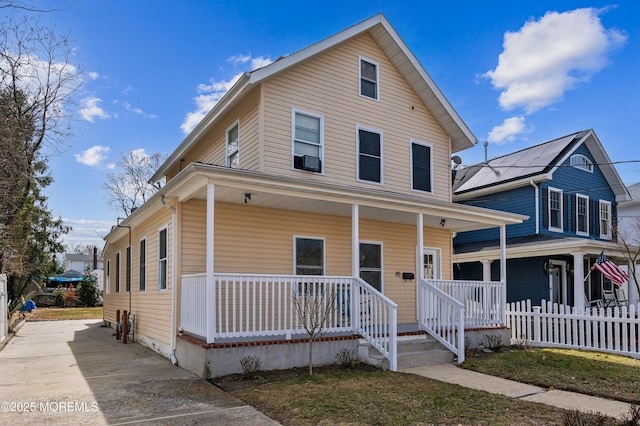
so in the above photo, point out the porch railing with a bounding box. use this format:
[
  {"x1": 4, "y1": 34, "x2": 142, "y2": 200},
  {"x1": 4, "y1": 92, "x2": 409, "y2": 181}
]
[
  {"x1": 417, "y1": 278, "x2": 465, "y2": 363},
  {"x1": 180, "y1": 273, "x2": 398, "y2": 370},
  {"x1": 429, "y1": 279, "x2": 506, "y2": 328}
]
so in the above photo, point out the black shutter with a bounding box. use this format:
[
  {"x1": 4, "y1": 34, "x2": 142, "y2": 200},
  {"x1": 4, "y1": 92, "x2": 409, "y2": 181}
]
[
  {"x1": 590, "y1": 199, "x2": 599, "y2": 237},
  {"x1": 542, "y1": 188, "x2": 548, "y2": 228},
  {"x1": 563, "y1": 193, "x2": 569, "y2": 231},
  {"x1": 570, "y1": 194, "x2": 576, "y2": 233}
]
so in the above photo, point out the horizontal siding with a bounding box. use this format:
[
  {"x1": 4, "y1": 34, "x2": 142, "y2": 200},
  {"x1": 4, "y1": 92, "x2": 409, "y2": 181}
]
[
  {"x1": 261, "y1": 32, "x2": 452, "y2": 201},
  {"x1": 165, "y1": 87, "x2": 261, "y2": 181},
  {"x1": 103, "y1": 207, "x2": 173, "y2": 344},
  {"x1": 178, "y1": 201, "x2": 451, "y2": 324}
]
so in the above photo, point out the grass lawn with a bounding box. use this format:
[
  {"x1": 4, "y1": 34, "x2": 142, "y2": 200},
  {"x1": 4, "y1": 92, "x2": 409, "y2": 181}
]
[
  {"x1": 217, "y1": 347, "x2": 640, "y2": 425},
  {"x1": 25, "y1": 306, "x2": 103, "y2": 321}
]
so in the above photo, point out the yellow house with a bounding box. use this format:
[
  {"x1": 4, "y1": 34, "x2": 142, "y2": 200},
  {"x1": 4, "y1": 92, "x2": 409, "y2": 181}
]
[{"x1": 102, "y1": 14, "x2": 525, "y2": 377}]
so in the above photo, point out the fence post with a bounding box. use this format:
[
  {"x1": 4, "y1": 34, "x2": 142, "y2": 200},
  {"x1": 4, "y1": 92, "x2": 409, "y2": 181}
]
[{"x1": 533, "y1": 306, "x2": 541, "y2": 344}]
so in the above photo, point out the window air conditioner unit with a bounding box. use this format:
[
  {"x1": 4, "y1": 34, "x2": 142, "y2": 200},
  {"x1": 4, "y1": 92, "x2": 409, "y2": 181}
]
[{"x1": 302, "y1": 155, "x2": 321, "y2": 172}]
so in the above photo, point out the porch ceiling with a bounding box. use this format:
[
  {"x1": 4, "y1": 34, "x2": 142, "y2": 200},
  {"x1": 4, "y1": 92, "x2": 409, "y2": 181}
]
[{"x1": 162, "y1": 163, "x2": 527, "y2": 233}]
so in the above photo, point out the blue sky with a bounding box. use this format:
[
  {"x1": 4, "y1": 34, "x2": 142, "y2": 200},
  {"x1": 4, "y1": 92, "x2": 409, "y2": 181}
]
[{"x1": 6, "y1": 1, "x2": 640, "y2": 249}]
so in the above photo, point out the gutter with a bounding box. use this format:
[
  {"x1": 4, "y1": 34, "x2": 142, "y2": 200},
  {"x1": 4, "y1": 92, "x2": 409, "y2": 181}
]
[
  {"x1": 161, "y1": 195, "x2": 178, "y2": 366},
  {"x1": 530, "y1": 180, "x2": 539, "y2": 234}
]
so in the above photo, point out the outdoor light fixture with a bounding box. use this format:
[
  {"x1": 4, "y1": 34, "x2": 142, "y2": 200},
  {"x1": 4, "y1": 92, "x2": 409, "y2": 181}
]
[
  {"x1": 244, "y1": 192, "x2": 252, "y2": 204},
  {"x1": 440, "y1": 218, "x2": 446, "y2": 227}
]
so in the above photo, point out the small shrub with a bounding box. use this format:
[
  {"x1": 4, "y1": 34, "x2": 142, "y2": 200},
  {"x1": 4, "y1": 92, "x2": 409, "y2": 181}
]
[
  {"x1": 481, "y1": 334, "x2": 503, "y2": 352},
  {"x1": 77, "y1": 272, "x2": 100, "y2": 307},
  {"x1": 54, "y1": 285, "x2": 65, "y2": 306},
  {"x1": 512, "y1": 335, "x2": 531, "y2": 350},
  {"x1": 562, "y1": 409, "x2": 609, "y2": 426},
  {"x1": 240, "y1": 355, "x2": 262, "y2": 379},
  {"x1": 64, "y1": 285, "x2": 76, "y2": 307},
  {"x1": 336, "y1": 348, "x2": 359, "y2": 369}
]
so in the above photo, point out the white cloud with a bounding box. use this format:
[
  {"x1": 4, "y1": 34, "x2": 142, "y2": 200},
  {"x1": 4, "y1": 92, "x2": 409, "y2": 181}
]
[
  {"x1": 79, "y1": 97, "x2": 111, "y2": 122},
  {"x1": 123, "y1": 101, "x2": 157, "y2": 119},
  {"x1": 74, "y1": 145, "x2": 111, "y2": 167},
  {"x1": 181, "y1": 54, "x2": 274, "y2": 134},
  {"x1": 87, "y1": 71, "x2": 99, "y2": 80},
  {"x1": 485, "y1": 8, "x2": 626, "y2": 113},
  {"x1": 487, "y1": 116, "x2": 530, "y2": 144}
]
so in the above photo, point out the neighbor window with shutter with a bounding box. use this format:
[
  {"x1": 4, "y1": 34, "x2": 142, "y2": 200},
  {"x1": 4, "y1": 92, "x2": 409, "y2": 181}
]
[
  {"x1": 139, "y1": 237, "x2": 147, "y2": 292},
  {"x1": 599, "y1": 200, "x2": 612, "y2": 240},
  {"x1": 576, "y1": 194, "x2": 589, "y2": 236}
]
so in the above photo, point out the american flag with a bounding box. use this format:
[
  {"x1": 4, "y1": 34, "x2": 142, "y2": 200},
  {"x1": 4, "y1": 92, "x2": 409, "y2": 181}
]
[{"x1": 591, "y1": 251, "x2": 629, "y2": 287}]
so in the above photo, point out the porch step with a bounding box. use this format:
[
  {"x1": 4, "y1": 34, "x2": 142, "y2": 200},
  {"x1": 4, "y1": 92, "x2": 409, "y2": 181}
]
[{"x1": 359, "y1": 334, "x2": 455, "y2": 370}]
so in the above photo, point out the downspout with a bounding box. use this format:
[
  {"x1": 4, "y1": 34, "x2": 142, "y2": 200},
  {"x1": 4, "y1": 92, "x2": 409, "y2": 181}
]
[
  {"x1": 530, "y1": 180, "x2": 539, "y2": 234},
  {"x1": 161, "y1": 195, "x2": 178, "y2": 365}
]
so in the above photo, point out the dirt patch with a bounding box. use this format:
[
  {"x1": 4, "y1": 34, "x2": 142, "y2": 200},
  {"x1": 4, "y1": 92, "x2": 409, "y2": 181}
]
[{"x1": 211, "y1": 363, "x2": 380, "y2": 392}]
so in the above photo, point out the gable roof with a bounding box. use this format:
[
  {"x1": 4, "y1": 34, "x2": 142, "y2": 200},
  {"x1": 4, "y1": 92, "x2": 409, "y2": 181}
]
[
  {"x1": 453, "y1": 129, "x2": 630, "y2": 202},
  {"x1": 150, "y1": 14, "x2": 476, "y2": 183}
]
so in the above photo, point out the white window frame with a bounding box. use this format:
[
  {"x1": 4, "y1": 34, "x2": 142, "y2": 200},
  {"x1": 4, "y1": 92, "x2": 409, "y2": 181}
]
[
  {"x1": 226, "y1": 120, "x2": 240, "y2": 168},
  {"x1": 359, "y1": 56, "x2": 379, "y2": 101},
  {"x1": 293, "y1": 236, "x2": 325, "y2": 276},
  {"x1": 570, "y1": 154, "x2": 593, "y2": 172},
  {"x1": 115, "y1": 251, "x2": 121, "y2": 293},
  {"x1": 359, "y1": 240, "x2": 383, "y2": 292},
  {"x1": 139, "y1": 236, "x2": 147, "y2": 292},
  {"x1": 291, "y1": 109, "x2": 324, "y2": 174},
  {"x1": 548, "y1": 187, "x2": 563, "y2": 233},
  {"x1": 423, "y1": 247, "x2": 441, "y2": 280},
  {"x1": 158, "y1": 226, "x2": 168, "y2": 291},
  {"x1": 599, "y1": 200, "x2": 612, "y2": 240},
  {"x1": 356, "y1": 125, "x2": 384, "y2": 185},
  {"x1": 410, "y1": 140, "x2": 434, "y2": 194},
  {"x1": 105, "y1": 259, "x2": 110, "y2": 294},
  {"x1": 576, "y1": 194, "x2": 589, "y2": 236}
]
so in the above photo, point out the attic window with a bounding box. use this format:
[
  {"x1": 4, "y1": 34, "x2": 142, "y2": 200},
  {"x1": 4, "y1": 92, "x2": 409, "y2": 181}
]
[
  {"x1": 570, "y1": 154, "x2": 593, "y2": 172},
  {"x1": 359, "y1": 57, "x2": 379, "y2": 100}
]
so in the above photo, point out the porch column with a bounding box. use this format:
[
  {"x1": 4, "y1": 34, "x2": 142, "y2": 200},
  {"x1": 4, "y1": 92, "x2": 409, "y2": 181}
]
[
  {"x1": 206, "y1": 182, "x2": 216, "y2": 344},
  {"x1": 416, "y1": 213, "x2": 424, "y2": 322},
  {"x1": 481, "y1": 259, "x2": 493, "y2": 282},
  {"x1": 628, "y1": 259, "x2": 639, "y2": 306},
  {"x1": 572, "y1": 252, "x2": 585, "y2": 310},
  {"x1": 352, "y1": 204, "x2": 359, "y2": 277},
  {"x1": 499, "y1": 225, "x2": 507, "y2": 325}
]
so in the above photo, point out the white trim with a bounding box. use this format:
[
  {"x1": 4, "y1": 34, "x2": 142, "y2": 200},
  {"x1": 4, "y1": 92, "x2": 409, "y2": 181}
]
[
  {"x1": 291, "y1": 108, "x2": 324, "y2": 174},
  {"x1": 356, "y1": 125, "x2": 384, "y2": 185},
  {"x1": 410, "y1": 139, "x2": 434, "y2": 194},
  {"x1": 359, "y1": 240, "x2": 384, "y2": 292},
  {"x1": 293, "y1": 236, "x2": 326, "y2": 275},
  {"x1": 358, "y1": 56, "x2": 380, "y2": 101},
  {"x1": 599, "y1": 200, "x2": 612, "y2": 240},
  {"x1": 575, "y1": 194, "x2": 589, "y2": 236},
  {"x1": 225, "y1": 120, "x2": 240, "y2": 168},
  {"x1": 548, "y1": 186, "x2": 563, "y2": 233},
  {"x1": 158, "y1": 225, "x2": 169, "y2": 291},
  {"x1": 423, "y1": 247, "x2": 441, "y2": 280},
  {"x1": 139, "y1": 236, "x2": 147, "y2": 292},
  {"x1": 570, "y1": 154, "x2": 593, "y2": 173}
]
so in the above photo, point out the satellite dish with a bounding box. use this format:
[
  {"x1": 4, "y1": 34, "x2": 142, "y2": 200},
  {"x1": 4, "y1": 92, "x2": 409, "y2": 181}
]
[{"x1": 451, "y1": 155, "x2": 462, "y2": 165}]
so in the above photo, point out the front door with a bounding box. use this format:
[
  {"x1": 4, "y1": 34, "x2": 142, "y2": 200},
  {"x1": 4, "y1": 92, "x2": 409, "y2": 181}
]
[{"x1": 548, "y1": 260, "x2": 567, "y2": 305}]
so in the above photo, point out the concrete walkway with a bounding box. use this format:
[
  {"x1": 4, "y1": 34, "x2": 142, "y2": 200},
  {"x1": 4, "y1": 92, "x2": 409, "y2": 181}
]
[
  {"x1": 403, "y1": 363, "x2": 633, "y2": 420},
  {"x1": 0, "y1": 319, "x2": 279, "y2": 425}
]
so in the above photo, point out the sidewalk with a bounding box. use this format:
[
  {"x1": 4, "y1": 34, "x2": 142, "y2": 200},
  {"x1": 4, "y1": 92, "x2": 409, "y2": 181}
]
[{"x1": 402, "y1": 363, "x2": 633, "y2": 420}]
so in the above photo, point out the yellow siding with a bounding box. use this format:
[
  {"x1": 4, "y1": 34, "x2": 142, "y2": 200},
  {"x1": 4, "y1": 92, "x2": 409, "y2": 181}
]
[
  {"x1": 261, "y1": 32, "x2": 452, "y2": 201},
  {"x1": 103, "y1": 208, "x2": 173, "y2": 345},
  {"x1": 165, "y1": 87, "x2": 262, "y2": 181},
  {"x1": 178, "y1": 202, "x2": 450, "y2": 324}
]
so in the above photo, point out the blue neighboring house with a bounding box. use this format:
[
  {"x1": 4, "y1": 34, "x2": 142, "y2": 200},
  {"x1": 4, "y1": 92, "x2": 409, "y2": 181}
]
[{"x1": 452, "y1": 129, "x2": 631, "y2": 308}]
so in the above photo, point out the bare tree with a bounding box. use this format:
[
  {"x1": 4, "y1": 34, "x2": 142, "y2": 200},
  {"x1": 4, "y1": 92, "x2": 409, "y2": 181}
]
[
  {"x1": 291, "y1": 281, "x2": 336, "y2": 375},
  {"x1": 103, "y1": 150, "x2": 167, "y2": 216}
]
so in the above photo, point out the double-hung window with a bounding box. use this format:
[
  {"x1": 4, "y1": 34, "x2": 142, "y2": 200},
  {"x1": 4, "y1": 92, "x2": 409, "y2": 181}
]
[
  {"x1": 357, "y1": 127, "x2": 382, "y2": 183},
  {"x1": 359, "y1": 57, "x2": 379, "y2": 100},
  {"x1": 226, "y1": 121, "x2": 239, "y2": 168},
  {"x1": 158, "y1": 227, "x2": 168, "y2": 290},
  {"x1": 599, "y1": 200, "x2": 612, "y2": 240},
  {"x1": 295, "y1": 237, "x2": 324, "y2": 276},
  {"x1": 411, "y1": 141, "x2": 433, "y2": 193},
  {"x1": 139, "y1": 237, "x2": 147, "y2": 292},
  {"x1": 359, "y1": 242, "x2": 382, "y2": 291},
  {"x1": 292, "y1": 110, "x2": 323, "y2": 173},
  {"x1": 548, "y1": 187, "x2": 563, "y2": 232},
  {"x1": 576, "y1": 194, "x2": 589, "y2": 236}
]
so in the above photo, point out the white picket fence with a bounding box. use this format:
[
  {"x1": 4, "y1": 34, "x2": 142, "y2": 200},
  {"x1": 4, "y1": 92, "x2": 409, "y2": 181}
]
[
  {"x1": 507, "y1": 299, "x2": 640, "y2": 358},
  {"x1": 0, "y1": 274, "x2": 7, "y2": 344}
]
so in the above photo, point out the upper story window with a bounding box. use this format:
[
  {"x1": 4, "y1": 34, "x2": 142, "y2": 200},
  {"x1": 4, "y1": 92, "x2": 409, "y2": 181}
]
[
  {"x1": 548, "y1": 187, "x2": 563, "y2": 232},
  {"x1": 226, "y1": 121, "x2": 239, "y2": 168},
  {"x1": 158, "y1": 227, "x2": 168, "y2": 290},
  {"x1": 599, "y1": 200, "x2": 612, "y2": 240},
  {"x1": 359, "y1": 57, "x2": 379, "y2": 100},
  {"x1": 411, "y1": 141, "x2": 433, "y2": 193},
  {"x1": 357, "y1": 127, "x2": 382, "y2": 183},
  {"x1": 570, "y1": 154, "x2": 593, "y2": 172},
  {"x1": 292, "y1": 110, "x2": 323, "y2": 173},
  {"x1": 576, "y1": 194, "x2": 589, "y2": 236}
]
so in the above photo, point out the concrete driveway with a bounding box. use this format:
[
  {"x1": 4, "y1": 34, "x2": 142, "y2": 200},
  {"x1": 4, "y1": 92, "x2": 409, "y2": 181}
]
[{"x1": 0, "y1": 319, "x2": 278, "y2": 425}]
